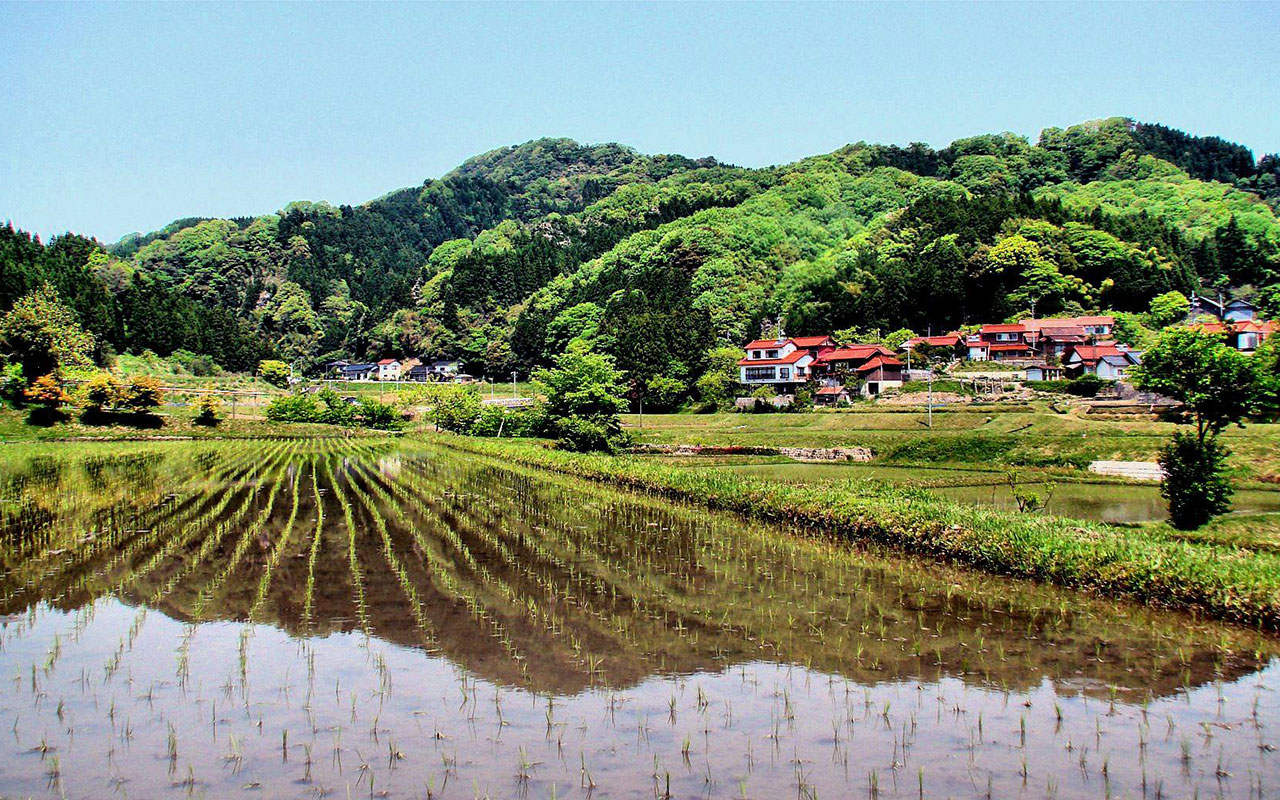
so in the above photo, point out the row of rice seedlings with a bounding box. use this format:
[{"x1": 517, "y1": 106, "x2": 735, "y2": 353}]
[
  {"x1": 322, "y1": 457, "x2": 373, "y2": 637},
  {"x1": 247, "y1": 464, "x2": 305, "y2": 623},
  {"x1": 190, "y1": 441, "x2": 300, "y2": 620},
  {"x1": 302, "y1": 461, "x2": 325, "y2": 625},
  {"x1": 401, "y1": 464, "x2": 666, "y2": 670},
  {"x1": 127, "y1": 442, "x2": 295, "y2": 608},
  {"x1": 345, "y1": 460, "x2": 531, "y2": 671},
  {"x1": 0, "y1": 444, "x2": 269, "y2": 609},
  {"x1": 340, "y1": 462, "x2": 440, "y2": 649},
  {"x1": 364, "y1": 462, "x2": 608, "y2": 680}
]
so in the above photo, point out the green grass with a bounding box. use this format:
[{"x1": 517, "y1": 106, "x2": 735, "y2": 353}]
[
  {"x1": 622, "y1": 404, "x2": 1280, "y2": 482},
  {"x1": 0, "y1": 407, "x2": 391, "y2": 442},
  {"x1": 432, "y1": 435, "x2": 1280, "y2": 630}
]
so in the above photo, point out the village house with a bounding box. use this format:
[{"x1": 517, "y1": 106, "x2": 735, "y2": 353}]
[
  {"x1": 339, "y1": 363, "x2": 377, "y2": 381},
  {"x1": 738, "y1": 337, "x2": 820, "y2": 391},
  {"x1": 1194, "y1": 319, "x2": 1279, "y2": 352},
  {"x1": 812, "y1": 345, "x2": 904, "y2": 396},
  {"x1": 813, "y1": 385, "x2": 854, "y2": 406},
  {"x1": 902, "y1": 334, "x2": 962, "y2": 353},
  {"x1": 1064, "y1": 343, "x2": 1142, "y2": 380},
  {"x1": 376, "y1": 358, "x2": 401, "y2": 381},
  {"x1": 1188, "y1": 294, "x2": 1257, "y2": 323},
  {"x1": 966, "y1": 324, "x2": 1034, "y2": 361}
]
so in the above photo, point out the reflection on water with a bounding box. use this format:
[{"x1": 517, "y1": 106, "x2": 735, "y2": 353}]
[
  {"x1": 0, "y1": 440, "x2": 1276, "y2": 798},
  {"x1": 716, "y1": 460, "x2": 1280, "y2": 523}
]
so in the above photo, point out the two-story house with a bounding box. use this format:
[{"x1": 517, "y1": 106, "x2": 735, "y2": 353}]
[
  {"x1": 1194, "y1": 319, "x2": 1279, "y2": 352},
  {"x1": 1064, "y1": 343, "x2": 1142, "y2": 380},
  {"x1": 376, "y1": 359, "x2": 401, "y2": 381},
  {"x1": 813, "y1": 345, "x2": 904, "y2": 395},
  {"x1": 1188, "y1": 294, "x2": 1257, "y2": 324},
  {"x1": 738, "y1": 338, "x2": 820, "y2": 390},
  {"x1": 966, "y1": 324, "x2": 1034, "y2": 361}
]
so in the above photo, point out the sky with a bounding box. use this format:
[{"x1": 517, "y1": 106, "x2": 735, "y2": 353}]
[{"x1": 2, "y1": 2, "x2": 1278, "y2": 243}]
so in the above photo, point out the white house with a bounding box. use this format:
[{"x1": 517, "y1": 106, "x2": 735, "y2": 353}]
[
  {"x1": 376, "y1": 359, "x2": 402, "y2": 381},
  {"x1": 1064, "y1": 344, "x2": 1142, "y2": 380},
  {"x1": 738, "y1": 338, "x2": 823, "y2": 388}
]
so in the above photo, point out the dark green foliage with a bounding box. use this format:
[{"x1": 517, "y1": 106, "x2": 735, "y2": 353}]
[{"x1": 1159, "y1": 432, "x2": 1232, "y2": 530}]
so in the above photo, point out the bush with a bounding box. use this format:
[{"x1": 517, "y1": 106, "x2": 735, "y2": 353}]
[
  {"x1": 265, "y1": 394, "x2": 319, "y2": 423},
  {"x1": 428, "y1": 385, "x2": 483, "y2": 433},
  {"x1": 554, "y1": 416, "x2": 629, "y2": 454},
  {"x1": 356, "y1": 397, "x2": 400, "y2": 429},
  {"x1": 644, "y1": 375, "x2": 686, "y2": 412},
  {"x1": 1159, "y1": 431, "x2": 1232, "y2": 530},
  {"x1": 471, "y1": 404, "x2": 545, "y2": 437},
  {"x1": 82, "y1": 372, "x2": 122, "y2": 411},
  {"x1": 24, "y1": 374, "x2": 70, "y2": 425},
  {"x1": 1, "y1": 363, "x2": 24, "y2": 407},
  {"x1": 121, "y1": 376, "x2": 164, "y2": 414},
  {"x1": 193, "y1": 395, "x2": 222, "y2": 426},
  {"x1": 257, "y1": 360, "x2": 291, "y2": 388}
]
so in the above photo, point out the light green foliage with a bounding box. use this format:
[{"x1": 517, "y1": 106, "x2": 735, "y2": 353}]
[
  {"x1": 257, "y1": 282, "x2": 323, "y2": 361},
  {"x1": 882, "y1": 328, "x2": 916, "y2": 351},
  {"x1": 120, "y1": 376, "x2": 164, "y2": 414},
  {"x1": 256, "y1": 360, "x2": 291, "y2": 388},
  {"x1": 82, "y1": 372, "x2": 122, "y2": 411},
  {"x1": 1147, "y1": 291, "x2": 1191, "y2": 327},
  {"x1": 695, "y1": 346, "x2": 743, "y2": 407},
  {"x1": 193, "y1": 395, "x2": 222, "y2": 426},
  {"x1": 644, "y1": 375, "x2": 685, "y2": 412},
  {"x1": 427, "y1": 384, "x2": 483, "y2": 434},
  {"x1": 533, "y1": 341, "x2": 629, "y2": 452},
  {"x1": 1133, "y1": 328, "x2": 1260, "y2": 442},
  {"x1": 0, "y1": 285, "x2": 96, "y2": 379}
]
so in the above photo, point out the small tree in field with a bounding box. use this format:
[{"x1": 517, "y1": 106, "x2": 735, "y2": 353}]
[
  {"x1": 533, "y1": 341, "x2": 628, "y2": 453},
  {"x1": 193, "y1": 395, "x2": 222, "y2": 426},
  {"x1": 1132, "y1": 328, "x2": 1260, "y2": 529},
  {"x1": 257, "y1": 360, "x2": 291, "y2": 388},
  {"x1": 24, "y1": 374, "x2": 70, "y2": 425},
  {"x1": 121, "y1": 376, "x2": 164, "y2": 415}
]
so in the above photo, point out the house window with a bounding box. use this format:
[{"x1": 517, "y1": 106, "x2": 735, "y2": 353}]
[
  {"x1": 766, "y1": 349, "x2": 779, "y2": 359},
  {"x1": 779, "y1": 368, "x2": 790, "y2": 380},
  {"x1": 752, "y1": 350, "x2": 762, "y2": 359},
  {"x1": 745, "y1": 367, "x2": 776, "y2": 381},
  {"x1": 996, "y1": 333, "x2": 1017, "y2": 342},
  {"x1": 1240, "y1": 333, "x2": 1259, "y2": 350}
]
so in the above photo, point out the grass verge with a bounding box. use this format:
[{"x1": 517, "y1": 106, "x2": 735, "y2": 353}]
[{"x1": 432, "y1": 435, "x2": 1280, "y2": 631}]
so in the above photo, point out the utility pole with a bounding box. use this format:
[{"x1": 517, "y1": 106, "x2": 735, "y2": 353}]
[
  {"x1": 927, "y1": 370, "x2": 934, "y2": 430},
  {"x1": 511, "y1": 371, "x2": 518, "y2": 398}
]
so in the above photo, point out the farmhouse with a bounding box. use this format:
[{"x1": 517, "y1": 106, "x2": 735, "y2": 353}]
[
  {"x1": 738, "y1": 336, "x2": 828, "y2": 390},
  {"x1": 1064, "y1": 343, "x2": 1142, "y2": 380},
  {"x1": 376, "y1": 359, "x2": 401, "y2": 381},
  {"x1": 340, "y1": 363, "x2": 377, "y2": 381},
  {"x1": 1188, "y1": 294, "x2": 1257, "y2": 323},
  {"x1": 813, "y1": 346, "x2": 904, "y2": 395},
  {"x1": 1194, "y1": 319, "x2": 1279, "y2": 353},
  {"x1": 966, "y1": 324, "x2": 1033, "y2": 361}
]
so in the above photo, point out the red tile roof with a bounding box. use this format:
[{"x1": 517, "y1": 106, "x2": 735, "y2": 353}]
[
  {"x1": 1069, "y1": 344, "x2": 1124, "y2": 364},
  {"x1": 905, "y1": 335, "x2": 961, "y2": 348},
  {"x1": 737, "y1": 350, "x2": 809, "y2": 366},
  {"x1": 980, "y1": 323, "x2": 1026, "y2": 334},
  {"x1": 816, "y1": 345, "x2": 895, "y2": 363},
  {"x1": 744, "y1": 339, "x2": 788, "y2": 350},
  {"x1": 856, "y1": 355, "x2": 902, "y2": 372},
  {"x1": 1022, "y1": 316, "x2": 1114, "y2": 331},
  {"x1": 816, "y1": 386, "x2": 847, "y2": 395},
  {"x1": 376, "y1": 358, "x2": 398, "y2": 365},
  {"x1": 788, "y1": 335, "x2": 836, "y2": 348}
]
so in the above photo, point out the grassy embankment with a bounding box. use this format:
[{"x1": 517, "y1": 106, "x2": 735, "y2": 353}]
[
  {"x1": 433, "y1": 434, "x2": 1280, "y2": 630},
  {"x1": 622, "y1": 404, "x2": 1280, "y2": 483},
  {"x1": 0, "y1": 406, "x2": 391, "y2": 442}
]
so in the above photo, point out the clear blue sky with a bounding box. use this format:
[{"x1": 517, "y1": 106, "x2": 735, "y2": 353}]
[{"x1": 3, "y1": 2, "x2": 1277, "y2": 242}]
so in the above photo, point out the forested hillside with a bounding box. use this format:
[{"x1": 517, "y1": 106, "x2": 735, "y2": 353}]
[{"x1": 3, "y1": 117, "x2": 1277, "y2": 399}]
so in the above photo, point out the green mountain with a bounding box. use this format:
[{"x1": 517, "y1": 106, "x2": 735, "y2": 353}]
[{"x1": 3, "y1": 117, "x2": 1278, "y2": 394}]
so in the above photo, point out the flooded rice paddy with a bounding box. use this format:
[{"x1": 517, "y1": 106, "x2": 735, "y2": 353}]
[
  {"x1": 673, "y1": 459, "x2": 1280, "y2": 524},
  {"x1": 1, "y1": 439, "x2": 1277, "y2": 798}
]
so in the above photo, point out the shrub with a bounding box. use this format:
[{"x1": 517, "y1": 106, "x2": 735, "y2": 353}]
[
  {"x1": 120, "y1": 376, "x2": 164, "y2": 414},
  {"x1": 24, "y1": 374, "x2": 70, "y2": 425},
  {"x1": 356, "y1": 397, "x2": 400, "y2": 429},
  {"x1": 265, "y1": 394, "x2": 319, "y2": 423},
  {"x1": 644, "y1": 375, "x2": 686, "y2": 412},
  {"x1": 428, "y1": 384, "x2": 483, "y2": 433},
  {"x1": 1159, "y1": 431, "x2": 1232, "y2": 530},
  {"x1": 82, "y1": 372, "x2": 122, "y2": 411},
  {"x1": 193, "y1": 395, "x2": 222, "y2": 426},
  {"x1": 257, "y1": 360, "x2": 291, "y2": 388},
  {"x1": 1, "y1": 363, "x2": 25, "y2": 407},
  {"x1": 554, "y1": 416, "x2": 628, "y2": 454}
]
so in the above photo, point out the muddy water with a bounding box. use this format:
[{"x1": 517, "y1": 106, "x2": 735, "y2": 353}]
[{"x1": 0, "y1": 440, "x2": 1276, "y2": 798}]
